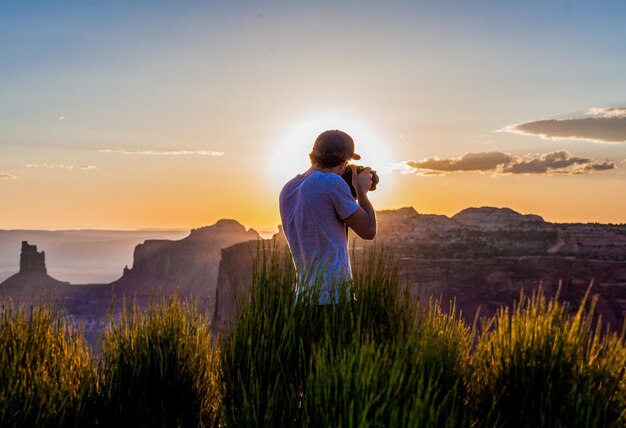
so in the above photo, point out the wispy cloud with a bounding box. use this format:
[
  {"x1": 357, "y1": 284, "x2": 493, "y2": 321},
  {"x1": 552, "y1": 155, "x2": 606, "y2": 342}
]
[
  {"x1": 586, "y1": 107, "x2": 626, "y2": 118},
  {"x1": 0, "y1": 172, "x2": 17, "y2": 179},
  {"x1": 503, "y1": 106, "x2": 626, "y2": 143},
  {"x1": 398, "y1": 151, "x2": 615, "y2": 176},
  {"x1": 25, "y1": 164, "x2": 97, "y2": 171},
  {"x1": 99, "y1": 148, "x2": 225, "y2": 156}
]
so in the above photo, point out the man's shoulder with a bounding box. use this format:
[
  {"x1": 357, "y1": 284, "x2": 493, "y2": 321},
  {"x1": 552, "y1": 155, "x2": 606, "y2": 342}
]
[
  {"x1": 280, "y1": 170, "x2": 349, "y2": 200},
  {"x1": 283, "y1": 170, "x2": 336, "y2": 187},
  {"x1": 281, "y1": 172, "x2": 307, "y2": 192},
  {"x1": 305, "y1": 170, "x2": 345, "y2": 186}
]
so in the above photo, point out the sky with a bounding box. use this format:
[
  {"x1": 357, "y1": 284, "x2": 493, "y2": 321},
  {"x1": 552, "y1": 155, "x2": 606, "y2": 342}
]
[{"x1": 1, "y1": 0, "x2": 626, "y2": 232}]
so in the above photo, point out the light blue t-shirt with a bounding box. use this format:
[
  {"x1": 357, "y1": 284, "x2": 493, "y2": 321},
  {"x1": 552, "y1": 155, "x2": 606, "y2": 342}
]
[{"x1": 279, "y1": 169, "x2": 360, "y2": 304}]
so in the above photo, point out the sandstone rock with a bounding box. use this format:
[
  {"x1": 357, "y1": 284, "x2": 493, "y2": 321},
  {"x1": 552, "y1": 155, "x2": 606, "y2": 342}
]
[
  {"x1": 19, "y1": 241, "x2": 47, "y2": 274},
  {"x1": 0, "y1": 241, "x2": 69, "y2": 297},
  {"x1": 211, "y1": 210, "x2": 626, "y2": 334},
  {"x1": 212, "y1": 237, "x2": 292, "y2": 333},
  {"x1": 111, "y1": 219, "x2": 260, "y2": 307},
  {"x1": 452, "y1": 207, "x2": 545, "y2": 230},
  {"x1": 398, "y1": 257, "x2": 626, "y2": 329}
]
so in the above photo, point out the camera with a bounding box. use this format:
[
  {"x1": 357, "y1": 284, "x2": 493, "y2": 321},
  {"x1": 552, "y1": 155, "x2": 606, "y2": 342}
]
[{"x1": 341, "y1": 165, "x2": 379, "y2": 198}]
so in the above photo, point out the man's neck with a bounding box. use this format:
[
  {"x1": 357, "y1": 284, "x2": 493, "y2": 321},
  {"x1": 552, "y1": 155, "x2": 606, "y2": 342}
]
[{"x1": 310, "y1": 163, "x2": 346, "y2": 175}]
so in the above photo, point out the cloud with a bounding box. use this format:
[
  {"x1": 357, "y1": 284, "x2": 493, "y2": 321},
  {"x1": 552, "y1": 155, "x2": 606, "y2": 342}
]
[
  {"x1": 504, "y1": 106, "x2": 626, "y2": 143},
  {"x1": 99, "y1": 148, "x2": 225, "y2": 156},
  {"x1": 0, "y1": 172, "x2": 17, "y2": 179},
  {"x1": 25, "y1": 164, "x2": 97, "y2": 171},
  {"x1": 400, "y1": 151, "x2": 615, "y2": 176},
  {"x1": 405, "y1": 152, "x2": 513, "y2": 174},
  {"x1": 586, "y1": 107, "x2": 626, "y2": 118}
]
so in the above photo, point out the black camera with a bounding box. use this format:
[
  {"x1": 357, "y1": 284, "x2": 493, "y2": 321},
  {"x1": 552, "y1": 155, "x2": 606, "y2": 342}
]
[{"x1": 341, "y1": 165, "x2": 379, "y2": 198}]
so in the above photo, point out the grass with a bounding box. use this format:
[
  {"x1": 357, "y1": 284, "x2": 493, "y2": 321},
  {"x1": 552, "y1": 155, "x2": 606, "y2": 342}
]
[
  {"x1": 97, "y1": 296, "x2": 220, "y2": 427},
  {"x1": 0, "y1": 299, "x2": 95, "y2": 427},
  {"x1": 469, "y1": 286, "x2": 626, "y2": 427},
  {"x1": 2, "y1": 246, "x2": 626, "y2": 427}
]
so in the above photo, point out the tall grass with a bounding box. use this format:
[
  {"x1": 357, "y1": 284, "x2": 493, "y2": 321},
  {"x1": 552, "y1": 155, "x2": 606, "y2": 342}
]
[
  {"x1": 3, "y1": 248, "x2": 626, "y2": 427},
  {"x1": 470, "y1": 286, "x2": 626, "y2": 427},
  {"x1": 97, "y1": 296, "x2": 220, "y2": 427},
  {"x1": 218, "y1": 241, "x2": 302, "y2": 426},
  {"x1": 220, "y1": 244, "x2": 472, "y2": 427},
  {"x1": 0, "y1": 299, "x2": 95, "y2": 427}
]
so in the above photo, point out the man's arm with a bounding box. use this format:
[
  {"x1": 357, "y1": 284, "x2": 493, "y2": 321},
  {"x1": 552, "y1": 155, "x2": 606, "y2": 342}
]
[{"x1": 344, "y1": 166, "x2": 376, "y2": 240}]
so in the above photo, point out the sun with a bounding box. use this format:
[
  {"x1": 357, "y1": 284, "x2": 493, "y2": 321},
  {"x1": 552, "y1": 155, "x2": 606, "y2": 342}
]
[{"x1": 267, "y1": 113, "x2": 393, "y2": 188}]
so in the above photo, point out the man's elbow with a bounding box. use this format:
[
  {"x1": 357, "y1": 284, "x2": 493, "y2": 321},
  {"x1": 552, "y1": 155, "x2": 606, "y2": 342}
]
[{"x1": 359, "y1": 227, "x2": 376, "y2": 240}]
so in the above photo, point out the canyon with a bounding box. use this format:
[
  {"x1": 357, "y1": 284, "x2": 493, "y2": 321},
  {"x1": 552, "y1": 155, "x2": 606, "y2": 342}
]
[{"x1": 2, "y1": 207, "x2": 626, "y2": 348}]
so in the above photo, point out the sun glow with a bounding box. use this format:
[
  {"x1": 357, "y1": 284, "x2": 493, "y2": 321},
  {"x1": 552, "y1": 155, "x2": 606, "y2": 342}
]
[{"x1": 267, "y1": 114, "x2": 394, "y2": 188}]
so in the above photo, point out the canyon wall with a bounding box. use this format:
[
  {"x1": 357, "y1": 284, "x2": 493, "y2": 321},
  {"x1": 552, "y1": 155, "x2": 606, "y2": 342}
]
[
  {"x1": 212, "y1": 207, "x2": 626, "y2": 331},
  {"x1": 3, "y1": 208, "x2": 625, "y2": 347},
  {"x1": 111, "y1": 219, "x2": 260, "y2": 304}
]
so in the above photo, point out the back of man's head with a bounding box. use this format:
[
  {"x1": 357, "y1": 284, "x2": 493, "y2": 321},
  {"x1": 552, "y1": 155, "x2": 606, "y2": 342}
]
[{"x1": 309, "y1": 130, "x2": 361, "y2": 168}]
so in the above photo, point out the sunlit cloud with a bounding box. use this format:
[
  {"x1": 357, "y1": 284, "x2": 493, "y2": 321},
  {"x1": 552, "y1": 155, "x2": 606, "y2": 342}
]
[
  {"x1": 0, "y1": 172, "x2": 17, "y2": 179},
  {"x1": 99, "y1": 148, "x2": 225, "y2": 156},
  {"x1": 503, "y1": 106, "x2": 626, "y2": 143},
  {"x1": 502, "y1": 151, "x2": 614, "y2": 174},
  {"x1": 398, "y1": 151, "x2": 615, "y2": 176},
  {"x1": 586, "y1": 107, "x2": 626, "y2": 118},
  {"x1": 405, "y1": 152, "x2": 513, "y2": 174},
  {"x1": 25, "y1": 164, "x2": 97, "y2": 171}
]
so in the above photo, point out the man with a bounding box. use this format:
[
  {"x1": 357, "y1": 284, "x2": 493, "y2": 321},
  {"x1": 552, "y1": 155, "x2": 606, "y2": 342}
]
[{"x1": 279, "y1": 129, "x2": 377, "y2": 305}]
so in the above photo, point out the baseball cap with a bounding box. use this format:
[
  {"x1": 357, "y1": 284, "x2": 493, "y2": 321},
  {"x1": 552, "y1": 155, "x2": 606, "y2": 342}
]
[{"x1": 312, "y1": 130, "x2": 361, "y2": 161}]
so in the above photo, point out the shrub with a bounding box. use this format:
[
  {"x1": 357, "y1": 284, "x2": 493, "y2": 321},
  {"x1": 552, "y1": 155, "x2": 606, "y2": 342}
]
[
  {"x1": 305, "y1": 300, "x2": 471, "y2": 428},
  {"x1": 0, "y1": 299, "x2": 95, "y2": 427},
  {"x1": 97, "y1": 296, "x2": 220, "y2": 427},
  {"x1": 218, "y1": 241, "x2": 303, "y2": 426},
  {"x1": 470, "y1": 286, "x2": 626, "y2": 427},
  {"x1": 220, "y1": 243, "x2": 472, "y2": 427}
]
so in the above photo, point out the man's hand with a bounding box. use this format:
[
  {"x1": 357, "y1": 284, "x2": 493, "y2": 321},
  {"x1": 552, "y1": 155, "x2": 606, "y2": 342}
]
[
  {"x1": 351, "y1": 165, "x2": 372, "y2": 197},
  {"x1": 345, "y1": 165, "x2": 376, "y2": 240}
]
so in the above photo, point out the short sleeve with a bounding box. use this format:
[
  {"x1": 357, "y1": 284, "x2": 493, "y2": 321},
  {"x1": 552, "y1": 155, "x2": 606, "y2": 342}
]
[{"x1": 325, "y1": 174, "x2": 360, "y2": 220}]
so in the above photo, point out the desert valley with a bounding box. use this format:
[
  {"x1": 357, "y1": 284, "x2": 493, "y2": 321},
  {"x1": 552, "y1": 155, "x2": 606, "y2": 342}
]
[{"x1": 2, "y1": 206, "x2": 625, "y2": 348}]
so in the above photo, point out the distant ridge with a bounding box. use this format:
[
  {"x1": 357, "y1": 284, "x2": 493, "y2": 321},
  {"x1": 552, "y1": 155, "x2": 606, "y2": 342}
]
[{"x1": 452, "y1": 207, "x2": 545, "y2": 229}]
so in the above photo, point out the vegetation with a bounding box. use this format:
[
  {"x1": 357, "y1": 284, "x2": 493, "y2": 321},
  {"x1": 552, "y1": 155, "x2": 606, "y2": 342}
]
[
  {"x1": 469, "y1": 287, "x2": 626, "y2": 427},
  {"x1": 97, "y1": 297, "x2": 220, "y2": 427},
  {"x1": 0, "y1": 300, "x2": 95, "y2": 427},
  {"x1": 2, "y1": 247, "x2": 626, "y2": 427}
]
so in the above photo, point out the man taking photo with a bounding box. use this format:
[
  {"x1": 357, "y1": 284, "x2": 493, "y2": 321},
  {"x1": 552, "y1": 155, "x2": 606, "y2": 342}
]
[{"x1": 279, "y1": 129, "x2": 377, "y2": 305}]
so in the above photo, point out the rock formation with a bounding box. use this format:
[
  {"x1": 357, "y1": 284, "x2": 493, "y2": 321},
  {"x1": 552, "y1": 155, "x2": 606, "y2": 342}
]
[
  {"x1": 0, "y1": 241, "x2": 69, "y2": 296},
  {"x1": 398, "y1": 256, "x2": 626, "y2": 329},
  {"x1": 452, "y1": 207, "x2": 545, "y2": 229},
  {"x1": 0, "y1": 222, "x2": 261, "y2": 349},
  {"x1": 111, "y1": 219, "x2": 260, "y2": 307},
  {"x1": 19, "y1": 241, "x2": 47, "y2": 274},
  {"x1": 211, "y1": 208, "x2": 626, "y2": 333},
  {"x1": 212, "y1": 235, "x2": 292, "y2": 332}
]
